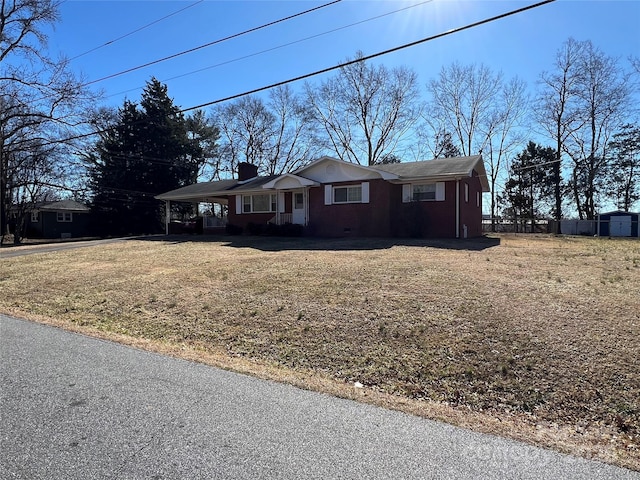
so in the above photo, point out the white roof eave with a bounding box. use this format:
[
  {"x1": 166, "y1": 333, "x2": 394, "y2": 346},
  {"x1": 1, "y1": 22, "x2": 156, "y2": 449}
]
[
  {"x1": 294, "y1": 156, "x2": 399, "y2": 181},
  {"x1": 261, "y1": 173, "x2": 320, "y2": 190}
]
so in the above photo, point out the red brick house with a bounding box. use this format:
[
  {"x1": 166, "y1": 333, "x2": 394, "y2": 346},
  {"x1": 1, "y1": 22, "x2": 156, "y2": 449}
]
[{"x1": 156, "y1": 156, "x2": 489, "y2": 238}]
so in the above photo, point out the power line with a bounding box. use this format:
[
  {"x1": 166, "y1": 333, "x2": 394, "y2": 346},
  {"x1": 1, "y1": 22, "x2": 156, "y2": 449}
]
[
  {"x1": 512, "y1": 159, "x2": 561, "y2": 171},
  {"x1": 68, "y1": 0, "x2": 205, "y2": 61},
  {"x1": 38, "y1": 0, "x2": 557, "y2": 147},
  {"x1": 107, "y1": 0, "x2": 435, "y2": 101},
  {"x1": 83, "y1": 0, "x2": 343, "y2": 87},
  {"x1": 181, "y1": 0, "x2": 557, "y2": 112}
]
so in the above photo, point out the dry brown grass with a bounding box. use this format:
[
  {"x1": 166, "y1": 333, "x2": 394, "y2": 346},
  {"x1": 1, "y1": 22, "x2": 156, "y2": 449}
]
[{"x1": 1, "y1": 234, "x2": 639, "y2": 470}]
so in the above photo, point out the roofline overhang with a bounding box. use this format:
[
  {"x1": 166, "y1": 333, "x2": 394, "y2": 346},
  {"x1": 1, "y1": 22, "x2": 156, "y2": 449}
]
[
  {"x1": 39, "y1": 208, "x2": 90, "y2": 213},
  {"x1": 261, "y1": 173, "x2": 320, "y2": 189},
  {"x1": 294, "y1": 155, "x2": 399, "y2": 181},
  {"x1": 386, "y1": 172, "x2": 490, "y2": 193},
  {"x1": 155, "y1": 193, "x2": 231, "y2": 201}
]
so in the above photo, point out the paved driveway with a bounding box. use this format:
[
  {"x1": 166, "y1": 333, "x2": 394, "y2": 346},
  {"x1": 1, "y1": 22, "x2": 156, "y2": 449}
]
[
  {"x1": 0, "y1": 237, "x2": 133, "y2": 259},
  {"x1": 1, "y1": 314, "x2": 638, "y2": 479}
]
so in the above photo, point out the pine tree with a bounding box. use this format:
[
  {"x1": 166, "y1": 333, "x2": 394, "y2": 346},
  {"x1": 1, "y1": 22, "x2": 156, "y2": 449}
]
[
  {"x1": 503, "y1": 142, "x2": 558, "y2": 227},
  {"x1": 89, "y1": 78, "x2": 210, "y2": 236},
  {"x1": 605, "y1": 124, "x2": 640, "y2": 211}
]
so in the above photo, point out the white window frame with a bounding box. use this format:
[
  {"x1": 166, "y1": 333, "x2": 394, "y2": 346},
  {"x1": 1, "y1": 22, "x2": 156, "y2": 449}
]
[
  {"x1": 57, "y1": 212, "x2": 72, "y2": 222},
  {"x1": 403, "y1": 182, "x2": 445, "y2": 202},
  {"x1": 464, "y1": 183, "x2": 469, "y2": 203},
  {"x1": 333, "y1": 185, "x2": 362, "y2": 204},
  {"x1": 241, "y1": 193, "x2": 277, "y2": 213},
  {"x1": 31, "y1": 211, "x2": 39, "y2": 222},
  {"x1": 412, "y1": 183, "x2": 437, "y2": 201}
]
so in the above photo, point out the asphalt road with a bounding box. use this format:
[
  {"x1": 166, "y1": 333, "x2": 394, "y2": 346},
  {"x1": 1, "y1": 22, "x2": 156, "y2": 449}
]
[{"x1": 1, "y1": 314, "x2": 638, "y2": 480}]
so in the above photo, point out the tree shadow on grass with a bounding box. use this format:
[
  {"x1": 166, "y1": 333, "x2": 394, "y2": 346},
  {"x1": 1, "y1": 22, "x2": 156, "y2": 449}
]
[{"x1": 133, "y1": 234, "x2": 501, "y2": 252}]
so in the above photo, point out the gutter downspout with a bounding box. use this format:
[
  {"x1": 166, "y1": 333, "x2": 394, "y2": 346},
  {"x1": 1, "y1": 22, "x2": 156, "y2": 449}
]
[{"x1": 455, "y1": 180, "x2": 460, "y2": 239}]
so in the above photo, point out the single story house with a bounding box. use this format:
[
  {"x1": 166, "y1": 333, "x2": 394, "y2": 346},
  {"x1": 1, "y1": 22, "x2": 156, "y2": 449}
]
[
  {"x1": 26, "y1": 200, "x2": 91, "y2": 239},
  {"x1": 597, "y1": 210, "x2": 640, "y2": 237},
  {"x1": 156, "y1": 155, "x2": 490, "y2": 238}
]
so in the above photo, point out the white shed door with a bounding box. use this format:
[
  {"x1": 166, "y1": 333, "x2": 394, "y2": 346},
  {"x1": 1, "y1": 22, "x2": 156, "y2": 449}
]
[{"x1": 610, "y1": 216, "x2": 632, "y2": 237}]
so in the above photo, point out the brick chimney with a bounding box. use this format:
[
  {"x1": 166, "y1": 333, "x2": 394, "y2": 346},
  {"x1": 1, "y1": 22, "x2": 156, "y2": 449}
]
[{"x1": 237, "y1": 162, "x2": 258, "y2": 181}]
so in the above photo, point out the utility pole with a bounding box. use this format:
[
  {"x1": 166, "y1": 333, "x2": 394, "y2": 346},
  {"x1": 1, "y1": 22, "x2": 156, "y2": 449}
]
[{"x1": 0, "y1": 125, "x2": 6, "y2": 245}]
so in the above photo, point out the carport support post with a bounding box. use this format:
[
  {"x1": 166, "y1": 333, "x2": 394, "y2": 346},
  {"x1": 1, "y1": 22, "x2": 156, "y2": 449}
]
[{"x1": 165, "y1": 201, "x2": 170, "y2": 235}]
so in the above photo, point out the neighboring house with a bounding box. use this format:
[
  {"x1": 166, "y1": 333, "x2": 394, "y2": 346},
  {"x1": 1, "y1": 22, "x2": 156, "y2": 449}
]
[
  {"x1": 156, "y1": 156, "x2": 490, "y2": 238},
  {"x1": 597, "y1": 210, "x2": 640, "y2": 237},
  {"x1": 26, "y1": 200, "x2": 91, "y2": 239}
]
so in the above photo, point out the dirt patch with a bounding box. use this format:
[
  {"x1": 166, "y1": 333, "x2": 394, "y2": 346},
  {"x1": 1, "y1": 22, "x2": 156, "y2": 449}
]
[{"x1": 1, "y1": 234, "x2": 639, "y2": 470}]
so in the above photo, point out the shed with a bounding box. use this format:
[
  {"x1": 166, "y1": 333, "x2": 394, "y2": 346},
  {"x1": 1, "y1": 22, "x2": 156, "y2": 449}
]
[{"x1": 597, "y1": 210, "x2": 640, "y2": 237}]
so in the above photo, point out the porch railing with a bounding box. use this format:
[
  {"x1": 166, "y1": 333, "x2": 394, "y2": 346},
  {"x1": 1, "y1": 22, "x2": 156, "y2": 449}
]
[
  {"x1": 203, "y1": 215, "x2": 227, "y2": 228},
  {"x1": 268, "y1": 213, "x2": 293, "y2": 225}
]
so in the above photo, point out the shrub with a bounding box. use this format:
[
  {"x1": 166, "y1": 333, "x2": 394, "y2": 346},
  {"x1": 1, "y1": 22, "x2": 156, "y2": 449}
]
[
  {"x1": 225, "y1": 223, "x2": 243, "y2": 235},
  {"x1": 247, "y1": 222, "x2": 264, "y2": 236}
]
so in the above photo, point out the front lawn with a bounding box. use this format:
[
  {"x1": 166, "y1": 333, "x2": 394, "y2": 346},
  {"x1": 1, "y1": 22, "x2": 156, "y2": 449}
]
[{"x1": 1, "y1": 234, "x2": 638, "y2": 470}]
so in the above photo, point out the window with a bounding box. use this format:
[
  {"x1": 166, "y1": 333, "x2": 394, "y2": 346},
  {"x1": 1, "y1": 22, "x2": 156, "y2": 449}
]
[
  {"x1": 31, "y1": 212, "x2": 39, "y2": 222},
  {"x1": 464, "y1": 183, "x2": 469, "y2": 203},
  {"x1": 413, "y1": 184, "x2": 436, "y2": 201},
  {"x1": 242, "y1": 194, "x2": 277, "y2": 213},
  {"x1": 294, "y1": 193, "x2": 304, "y2": 209},
  {"x1": 333, "y1": 185, "x2": 362, "y2": 204},
  {"x1": 57, "y1": 212, "x2": 72, "y2": 222}
]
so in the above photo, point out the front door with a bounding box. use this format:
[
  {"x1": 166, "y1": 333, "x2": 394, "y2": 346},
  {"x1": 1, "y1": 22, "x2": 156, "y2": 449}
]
[{"x1": 292, "y1": 190, "x2": 305, "y2": 225}]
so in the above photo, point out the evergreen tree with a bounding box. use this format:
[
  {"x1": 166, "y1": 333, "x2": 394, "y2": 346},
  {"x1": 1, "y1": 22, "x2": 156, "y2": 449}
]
[
  {"x1": 503, "y1": 142, "x2": 558, "y2": 226},
  {"x1": 433, "y1": 131, "x2": 462, "y2": 158},
  {"x1": 605, "y1": 124, "x2": 640, "y2": 211},
  {"x1": 89, "y1": 78, "x2": 210, "y2": 236}
]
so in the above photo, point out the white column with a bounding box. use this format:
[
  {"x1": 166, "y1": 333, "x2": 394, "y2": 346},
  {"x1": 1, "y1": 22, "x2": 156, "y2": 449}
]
[{"x1": 165, "y1": 201, "x2": 170, "y2": 235}]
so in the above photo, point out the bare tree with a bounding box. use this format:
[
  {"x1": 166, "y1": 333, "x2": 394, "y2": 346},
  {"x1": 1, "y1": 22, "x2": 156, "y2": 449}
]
[
  {"x1": 305, "y1": 52, "x2": 421, "y2": 165},
  {"x1": 427, "y1": 63, "x2": 498, "y2": 156},
  {"x1": 481, "y1": 77, "x2": 529, "y2": 228},
  {"x1": 539, "y1": 39, "x2": 631, "y2": 220},
  {"x1": 214, "y1": 96, "x2": 273, "y2": 177},
  {"x1": 1, "y1": 0, "x2": 97, "y2": 244},
  {"x1": 537, "y1": 38, "x2": 585, "y2": 222},
  {"x1": 213, "y1": 87, "x2": 316, "y2": 177},
  {"x1": 266, "y1": 85, "x2": 318, "y2": 175},
  {"x1": 566, "y1": 40, "x2": 629, "y2": 219},
  {"x1": 427, "y1": 63, "x2": 527, "y2": 230}
]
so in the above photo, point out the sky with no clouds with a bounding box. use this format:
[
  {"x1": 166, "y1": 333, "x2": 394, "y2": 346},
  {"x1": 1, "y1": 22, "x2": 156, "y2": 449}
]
[{"x1": 47, "y1": 0, "x2": 640, "y2": 113}]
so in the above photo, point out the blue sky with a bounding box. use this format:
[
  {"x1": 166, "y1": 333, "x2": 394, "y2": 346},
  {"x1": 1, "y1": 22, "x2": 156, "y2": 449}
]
[{"x1": 48, "y1": 0, "x2": 640, "y2": 112}]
